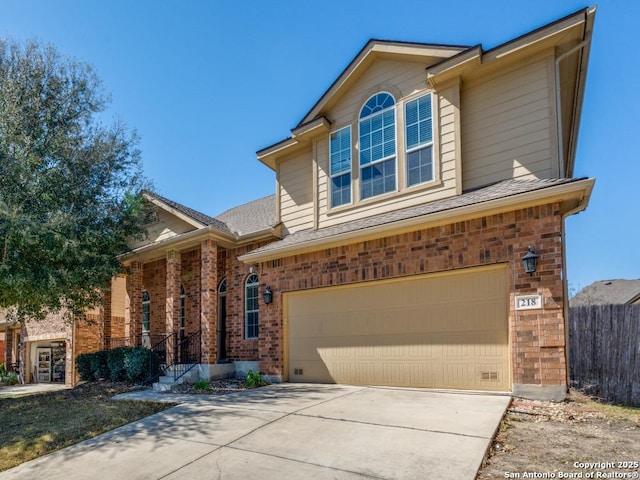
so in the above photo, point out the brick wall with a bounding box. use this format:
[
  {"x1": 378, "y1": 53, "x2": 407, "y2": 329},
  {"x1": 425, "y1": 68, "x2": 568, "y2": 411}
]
[
  {"x1": 142, "y1": 258, "x2": 167, "y2": 337},
  {"x1": 181, "y1": 248, "x2": 201, "y2": 337},
  {"x1": 224, "y1": 242, "x2": 273, "y2": 362},
  {"x1": 255, "y1": 203, "x2": 566, "y2": 388}
]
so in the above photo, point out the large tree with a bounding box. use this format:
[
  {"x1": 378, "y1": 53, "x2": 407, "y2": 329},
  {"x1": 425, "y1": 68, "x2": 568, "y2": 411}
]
[{"x1": 0, "y1": 40, "x2": 148, "y2": 322}]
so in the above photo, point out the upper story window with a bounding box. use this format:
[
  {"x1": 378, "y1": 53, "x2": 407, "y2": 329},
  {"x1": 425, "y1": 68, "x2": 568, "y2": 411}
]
[
  {"x1": 245, "y1": 274, "x2": 259, "y2": 339},
  {"x1": 405, "y1": 93, "x2": 434, "y2": 187},
  {"x1": 330, "y1": 126, "x2": 352, "y2": 207},
  {"x1": 359, "y1": 93, "x2": 397, "y2": 200}
]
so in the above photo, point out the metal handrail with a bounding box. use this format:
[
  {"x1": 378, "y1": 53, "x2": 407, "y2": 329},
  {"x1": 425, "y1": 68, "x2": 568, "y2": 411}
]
[{"x1": 172, "y1": 331, "x2": 201, "y2": 381}]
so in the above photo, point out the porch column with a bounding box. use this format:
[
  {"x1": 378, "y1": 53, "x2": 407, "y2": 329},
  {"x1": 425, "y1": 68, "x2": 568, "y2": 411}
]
[
  {"x1": 200, "y1": 239, "x2": 218, "y2": 365},
  {"x1": 166, "y1": 250, "x2": 181, "y2": 364},
  {"x1": 126, "y1": 260, "x2": 143, "y2": 344}
]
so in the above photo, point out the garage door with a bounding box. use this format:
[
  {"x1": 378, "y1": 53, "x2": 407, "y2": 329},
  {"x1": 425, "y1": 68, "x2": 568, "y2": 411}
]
[{"x1": 285, "y1": 265, "x2": 510, "y2": 392}]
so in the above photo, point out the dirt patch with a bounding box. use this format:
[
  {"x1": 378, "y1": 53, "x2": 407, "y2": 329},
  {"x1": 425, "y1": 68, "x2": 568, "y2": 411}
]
[
  {"x1": 477, "y1": 390, "x2": 640, "y2": 479},
  {"x1": 169, "y1": 378, "x2": 247, "y2": 394}
]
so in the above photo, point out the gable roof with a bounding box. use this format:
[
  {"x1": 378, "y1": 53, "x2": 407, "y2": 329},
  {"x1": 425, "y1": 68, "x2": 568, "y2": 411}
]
[
  {"x1": 143, "y1": 190, "x2": 231, "y2": 233},
  {"x1": 570, "y1": 280, "x2": 640, "y2": 306},
  {"x1": 140, "y1": 190, "x2": 279, "y2": 245},
  {"x1": 240, "y1": 177, "x2": 594, "y2": 263},
  {"x1": 299, "y1": 39, "x2": 469, "y2": 127},
  {"x1": 257, "y1": 7, "x2": 596, "y2": 174}
]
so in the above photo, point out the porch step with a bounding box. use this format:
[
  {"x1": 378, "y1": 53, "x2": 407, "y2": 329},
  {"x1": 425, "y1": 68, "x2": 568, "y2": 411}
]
[{"x1": 152, "y1": 365, "x2": 199, "y2": 392}]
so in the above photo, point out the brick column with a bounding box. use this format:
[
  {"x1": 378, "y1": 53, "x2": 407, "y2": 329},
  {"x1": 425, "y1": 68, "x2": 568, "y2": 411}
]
[
  {"x1": 126, "y1": 261, "x2": 143, "y2": 345},
  {"x1": 200, "y1": 239, "x2": 218, "y2": 365},
  {"x1": 166, "y1": 250, "x2": 181, "y2": 364}
]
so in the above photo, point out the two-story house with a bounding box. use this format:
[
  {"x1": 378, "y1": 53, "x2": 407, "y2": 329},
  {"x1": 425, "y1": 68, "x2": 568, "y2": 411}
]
[{"x1": 108, "y1": 7, "x2": 596, "y2": 401}]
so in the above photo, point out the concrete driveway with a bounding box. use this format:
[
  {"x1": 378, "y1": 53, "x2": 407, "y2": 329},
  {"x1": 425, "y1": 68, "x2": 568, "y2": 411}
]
[{"x1": 0, "y1": 384, "x2": 510, "y2": 480}]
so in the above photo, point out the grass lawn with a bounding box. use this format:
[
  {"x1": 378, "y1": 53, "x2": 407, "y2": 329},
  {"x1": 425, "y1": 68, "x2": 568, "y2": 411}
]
[{"x1": 0, "y1": 382, "x2": 174, "y2": 472}]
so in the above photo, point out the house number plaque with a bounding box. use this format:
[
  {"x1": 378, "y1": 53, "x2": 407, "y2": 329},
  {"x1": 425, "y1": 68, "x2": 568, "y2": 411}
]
[{"x1": 515, "y1": 294, "x2": 542, "y2": 310}]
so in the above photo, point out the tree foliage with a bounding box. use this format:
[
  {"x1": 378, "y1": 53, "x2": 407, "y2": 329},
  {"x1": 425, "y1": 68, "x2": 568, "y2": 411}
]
[{"x1": 0, "y1": 39, "x2": 148, "y2": 322}]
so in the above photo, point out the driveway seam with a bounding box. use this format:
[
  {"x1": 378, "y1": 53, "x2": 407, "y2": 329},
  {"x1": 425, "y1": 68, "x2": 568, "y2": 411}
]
[
  {"x1": 291, "y1": 412, "x2": 493, "y2": 439},
  {"x1": 221, "y1": 444, "x2": 387, "y2": 480}
]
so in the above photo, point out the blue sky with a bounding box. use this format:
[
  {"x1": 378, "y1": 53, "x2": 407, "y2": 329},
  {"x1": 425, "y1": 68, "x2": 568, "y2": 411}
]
[{"x1": 1, "y1": 0, "x2": 638, "y2": 293}]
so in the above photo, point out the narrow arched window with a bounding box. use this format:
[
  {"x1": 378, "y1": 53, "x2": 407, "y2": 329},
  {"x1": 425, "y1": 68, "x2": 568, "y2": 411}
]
[
  {"x1": 179, "y1": 286, "x2": 186, "y2": 337},
  {"x1": 142, "y1": 290, "x2": 151, "y2": 336},
  {"x1": 245, "y1": 274, "x2": 259, "y2": 339},
  {"x1": 218, "y1": 277, "x2": 227, "y2": 294},
  {"x1": 359, "y1": 92, "x2": 396, "y2": 199}
]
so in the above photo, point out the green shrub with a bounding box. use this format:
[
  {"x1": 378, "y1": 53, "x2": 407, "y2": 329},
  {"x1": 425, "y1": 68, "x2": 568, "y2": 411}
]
[
  {"x1": 76, "y1": 347, "x2": 159, "y2": 384},
  {"x1": 193, "y1": 380, "x2": 211, "y2": 392},
  {"x1": 124, "y1": 347, "x2": 156, "y2": 383},
  {"x1": 243, "y1": 369, "x2": 268, "y2": 389},
  {"x1": 76, "y1": 353, "x2": 95, "y2": 382},
  {"x1": 89, "y1": 350, "x2": 109, "y2": 380},
  {"x1": 0, "y1": 363, "x2": 19, "y2": 385},
  {"x1": 106, "y1": 347, "x2": 130, "y2": 382}
]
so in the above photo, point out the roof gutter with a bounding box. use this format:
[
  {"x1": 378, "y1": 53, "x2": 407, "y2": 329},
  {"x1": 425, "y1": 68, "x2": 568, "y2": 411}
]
[
  {"x1": 239, "y1": 178, "x2": 595, "y2": 264},
  {"x1": 120, "y1": 224, "x2": 238, "y2": 263},
  {"x1": 555, "y1": 6, "x2": 595, "y2": 178},
  {"x1": 119, "y1": 222, "x2": 283, "y2": 264}
]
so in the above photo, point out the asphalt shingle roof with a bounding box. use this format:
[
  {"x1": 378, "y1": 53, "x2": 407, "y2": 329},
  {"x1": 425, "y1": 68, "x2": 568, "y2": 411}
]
[
  {"x1": 143, "y1": 190, "x2": 231, "y2": 233},
  {"x1": 246, "y1": 178, "x2": 583, "y2": 256},
  {"x1": 570, "y1": 279, "x2": 640, "y2": 306},
  {"x1": 143, "y1": 190, "x2": 278, "y2": 239},
  {"x1": 214, "y1": 195, "x2": 277, "y2": 236}
]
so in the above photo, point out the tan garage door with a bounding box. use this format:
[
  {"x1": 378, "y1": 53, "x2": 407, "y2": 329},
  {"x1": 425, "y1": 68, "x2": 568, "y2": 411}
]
[{"x1": 285, "y1": 265, "x2": 510, "y2": 392}]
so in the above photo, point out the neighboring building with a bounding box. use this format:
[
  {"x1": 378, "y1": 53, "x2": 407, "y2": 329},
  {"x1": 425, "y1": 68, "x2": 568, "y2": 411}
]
[
  {"x1": 108, "y1": 7, "x2": 594, "y2": 400},
  {"x1": 571, "y1": 280, "x2": 640, "y2": 306},
  {"x1": 0, "y1": 309, "x2": 103, "y2": 387}
]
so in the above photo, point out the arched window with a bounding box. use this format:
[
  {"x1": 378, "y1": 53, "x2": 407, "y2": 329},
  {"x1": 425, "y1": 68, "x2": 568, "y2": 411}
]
[
  {"x1": 142, "y1": 291, "x2": 151, "y2": 346},
  {"x1": 245, "y1": 274, "x2": 259, "y2": 339},
  {"x1": 179, "y1": 286, "x2": 186, "y2": 338},
  {"x1": 359, "y1": 92, "x2": 397, "y2": 199},
  {"x1": 218, "y1": 277, "x2": 227, "y2": 294}
]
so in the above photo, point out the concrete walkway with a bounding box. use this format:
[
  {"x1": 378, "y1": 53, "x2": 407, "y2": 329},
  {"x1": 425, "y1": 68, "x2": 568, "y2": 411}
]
[
  {"x1": 0, "y1": 384, "x2": 510, "y2": 480},
  {"x1": 0, "y1": 383, "x2": 69, "y2": 397}
]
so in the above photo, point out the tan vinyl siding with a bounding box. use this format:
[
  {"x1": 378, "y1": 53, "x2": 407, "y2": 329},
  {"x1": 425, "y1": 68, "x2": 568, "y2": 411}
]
[
  {"x1": 279, "y1": 151, "x2": 314, "y2": 233},
  {"x1": 315, "y1": 60, "x2": 460, "y2": 228},
  {"x1": 129, "y1": 210, "x2": 197, "y2": 250},
  {"x1": 462, "y1": 57, "x2": 554, "y2": 190},
  {"x1": 327, "y1": 59, "x2": 427, "y2": 126}
]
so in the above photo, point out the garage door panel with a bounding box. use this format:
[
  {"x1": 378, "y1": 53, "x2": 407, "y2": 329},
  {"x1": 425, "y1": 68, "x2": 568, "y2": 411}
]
[{"x1": 286, "y1": 266, "x2": 510, "y2": 392}]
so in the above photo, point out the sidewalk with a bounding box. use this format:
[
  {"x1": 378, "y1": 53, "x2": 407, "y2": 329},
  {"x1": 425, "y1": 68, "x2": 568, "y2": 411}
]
[{"x1": 0, "y1": 383, "x2": 69, "y2": 397}]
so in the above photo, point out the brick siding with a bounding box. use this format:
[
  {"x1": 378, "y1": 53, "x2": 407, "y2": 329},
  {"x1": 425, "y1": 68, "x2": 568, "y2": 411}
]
[
  {"x1": 255, "y1": 203, "x2": 566, "y2": 387},
  {"x1": 118, "y1": 203, "x2": 566, "y2": 391}
]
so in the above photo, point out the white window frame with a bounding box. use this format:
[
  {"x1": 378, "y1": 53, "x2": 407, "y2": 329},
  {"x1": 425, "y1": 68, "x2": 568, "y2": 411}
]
[
  {"x1": 329, "y1": 125, "x2": 352, "y2": 208},
  {"x1": 245, "y1": 274, "x2": 259, "y2": 340},
  {"x1": 358, "y1": 92, "x2": 397, "y2": 200},
  {"x1": 404, "y1": 92, "x2": 434, "y2": 188}
]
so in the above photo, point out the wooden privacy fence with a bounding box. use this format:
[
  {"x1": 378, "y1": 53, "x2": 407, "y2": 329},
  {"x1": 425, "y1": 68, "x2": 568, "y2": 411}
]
[{"x1": 569, "y1": 304, "x2": 640, "y2": 406}]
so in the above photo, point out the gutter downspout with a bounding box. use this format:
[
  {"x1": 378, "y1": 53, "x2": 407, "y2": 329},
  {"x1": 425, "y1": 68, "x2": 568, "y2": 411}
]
[{"x1": 554, "y1": 31, "x2": 592, "y2": 178}]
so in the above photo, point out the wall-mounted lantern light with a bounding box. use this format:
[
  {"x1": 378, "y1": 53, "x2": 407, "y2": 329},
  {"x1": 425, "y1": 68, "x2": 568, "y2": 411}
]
[
  {"x1": 263, "y1": 286, "x2": 273, "y2": 305},
  {"x1": 522, "y1": 247, "x2": 539, "y2": 276}
]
